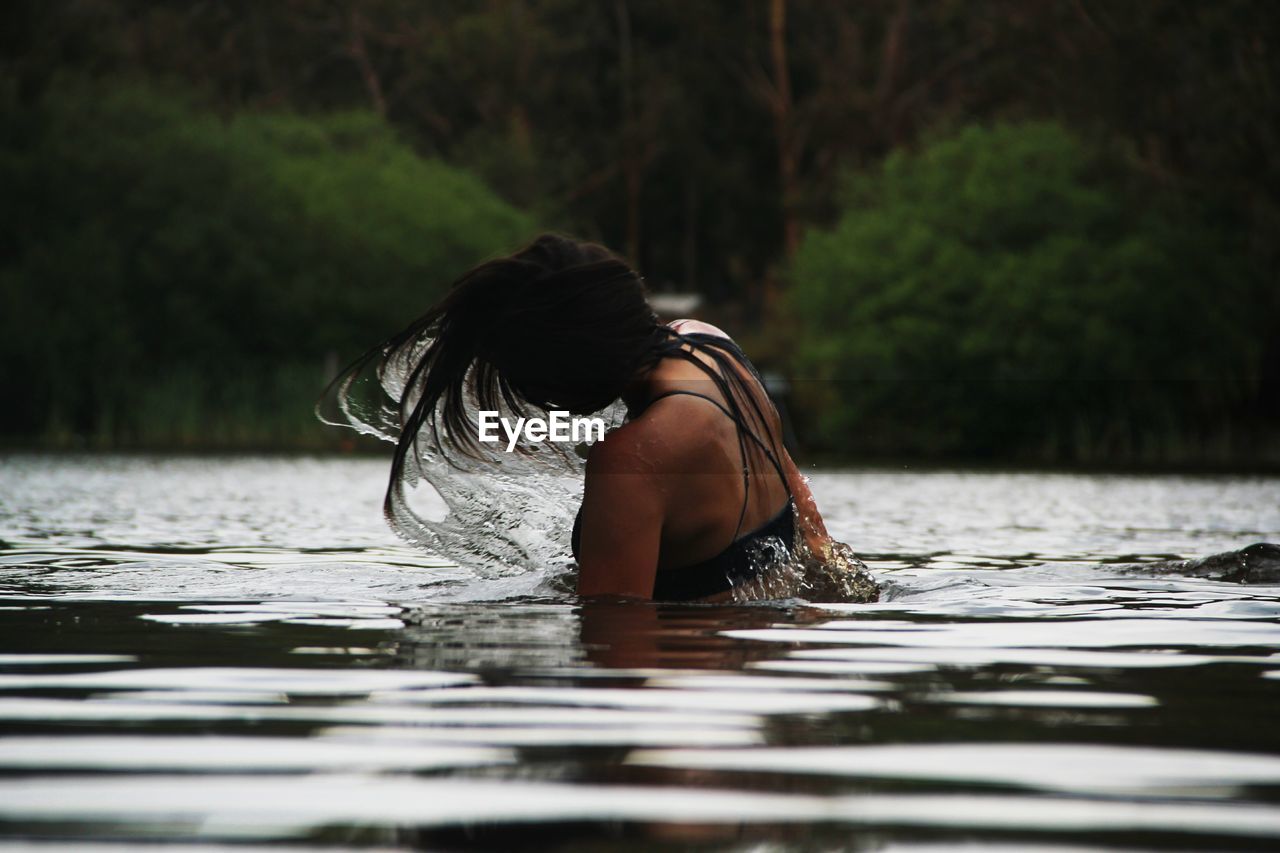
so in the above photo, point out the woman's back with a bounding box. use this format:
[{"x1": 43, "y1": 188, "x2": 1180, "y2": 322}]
[
  {"x1": 572, "y1": 321, "x2": 797, "y2": 597},
  {"x1": 628, "y1": 333, "x2": 790, "y2": 570}
]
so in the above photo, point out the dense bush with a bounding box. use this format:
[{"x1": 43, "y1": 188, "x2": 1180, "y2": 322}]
[
  {"x1": 788, "y1": 122, "x2": 1261, "y2": 463},
  {"x1": 0, "y1": 80, "x2": 533, "y2": 446}
]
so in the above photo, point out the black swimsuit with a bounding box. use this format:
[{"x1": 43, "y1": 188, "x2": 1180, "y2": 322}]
[{"x1": 571, "y1": 385, "x2": 797, "y2": 601}]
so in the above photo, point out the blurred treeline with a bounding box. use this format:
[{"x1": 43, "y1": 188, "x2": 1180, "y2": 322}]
[{"x1": 1, "y1": 1, "x2": 1276, "y2": 465}]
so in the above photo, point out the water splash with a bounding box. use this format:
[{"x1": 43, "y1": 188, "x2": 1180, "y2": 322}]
[
  {"x1": 729, "y1": 527, "x2": 880, "y2": 604},
  {"x1": 320, "y1": 339, "x2": 627, "y2": 591}
]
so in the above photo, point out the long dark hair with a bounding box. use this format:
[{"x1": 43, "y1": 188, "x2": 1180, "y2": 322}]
[{"x1": 320, "y1": 233, "x2": 784, "y2": 536}]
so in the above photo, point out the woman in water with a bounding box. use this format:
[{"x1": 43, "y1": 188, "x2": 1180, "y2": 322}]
[{"x1": 326, "y1": 234, "x2": 872, "y2": 602}]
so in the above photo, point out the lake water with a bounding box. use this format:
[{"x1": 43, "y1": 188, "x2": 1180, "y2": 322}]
[{"x1": 1, "y1": 453, "x2": 1279, "y2": 851}]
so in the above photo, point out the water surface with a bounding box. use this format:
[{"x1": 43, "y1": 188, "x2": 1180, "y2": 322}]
[{"x1": 1, "y1": 453, "x2": 1278, "y2": 850}]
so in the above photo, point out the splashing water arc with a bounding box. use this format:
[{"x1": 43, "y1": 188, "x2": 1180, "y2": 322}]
[{"x1": 322, "y1": 329, "x2": 622, "y2": 592}]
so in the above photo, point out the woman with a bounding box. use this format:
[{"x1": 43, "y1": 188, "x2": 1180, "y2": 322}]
[{"x1": 326, "y1": 233, "x2": 867, "y2": 602}]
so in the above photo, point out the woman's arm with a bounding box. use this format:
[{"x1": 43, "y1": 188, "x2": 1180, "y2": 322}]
[
  {"x1": 574, "y1": 434, "x2": 665, "y2": 599},
  {"x1": 781, "y1": 449, "x2": 833, "y2": 556}
]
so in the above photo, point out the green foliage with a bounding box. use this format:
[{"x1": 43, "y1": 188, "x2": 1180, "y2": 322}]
[
  {"x1": 0, "y1": 79, "x2": 534, "y2": 446},
  {"x1": 2, "y1": 0, "x2": 1276, "y2": 462},
  {"x1": 789, "y1": 122, "x2": 1261, "y2": 462}
]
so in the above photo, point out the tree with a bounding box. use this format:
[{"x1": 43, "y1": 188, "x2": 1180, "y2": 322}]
[
  {"x1": 0, "y1": 80, "x2": 533, "y2": 445},
  {"x1": 788, "y1": 122, "x2": 1260, "y2": 462}
]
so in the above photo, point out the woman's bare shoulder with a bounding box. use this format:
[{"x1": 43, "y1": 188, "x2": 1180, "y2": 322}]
[{"x1": 668, "y1": 318, "x2": 732, "y2": 340}]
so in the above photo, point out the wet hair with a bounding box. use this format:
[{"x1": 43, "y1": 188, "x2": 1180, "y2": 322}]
[{"x1": 320, "y1": 232, "x2": 784, "y2": 534}]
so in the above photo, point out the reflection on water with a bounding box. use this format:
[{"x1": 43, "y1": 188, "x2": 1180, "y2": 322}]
[{"x1": 0, "y1": 453, "x2": 1278, "y2": 850}]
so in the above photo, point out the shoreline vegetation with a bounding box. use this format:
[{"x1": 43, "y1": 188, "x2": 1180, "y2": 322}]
[
  {"x1": 3, "y1": 4, "x2": 1276, "y2": 469},
  {"x1": 2, "y1": 83, "x2": 1273, "y2": 469}
]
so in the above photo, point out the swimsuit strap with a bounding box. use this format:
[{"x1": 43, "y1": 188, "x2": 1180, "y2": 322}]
[
  {"x1": 643, "y1": 389, "x2": 790, "y2": 484},
  {"x1": 643, "y1": 388, "x2": 791, "y2": 542}
]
